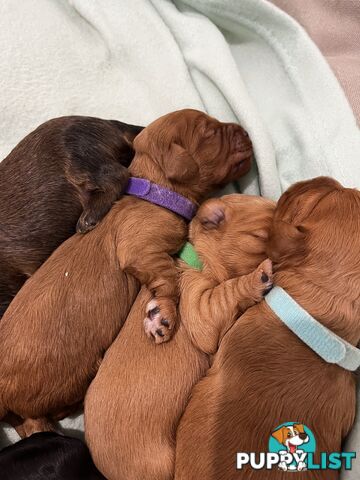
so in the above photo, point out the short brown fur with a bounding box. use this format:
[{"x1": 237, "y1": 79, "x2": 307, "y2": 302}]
[
  {"x1": 0, "y1": 109, "x2": 253, "y2": 432},
  {"x1": 85, "y1": 194, "x2": 275, "y2": 480}
]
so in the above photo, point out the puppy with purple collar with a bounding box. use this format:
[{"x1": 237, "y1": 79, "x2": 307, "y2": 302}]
[{"x1": 0, "y1": 109, "x2": 252, "y2": 438}]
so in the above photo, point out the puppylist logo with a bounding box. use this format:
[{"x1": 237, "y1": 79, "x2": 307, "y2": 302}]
[
  {"x1": 237, "y1": 422, "x2": 356, "y2": 472},
  {"x1": 269, "y1": 423, "x2": 314, "y2": 472}
]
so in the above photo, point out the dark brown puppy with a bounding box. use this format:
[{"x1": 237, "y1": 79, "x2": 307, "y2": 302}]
[
  {"x1": 0, "y1": 116, "x2": 143, "y2": 318},
  {"x1": 175, "y1": 177, "x2": 360, "y2": 480},
  {"x1": 0, "y1": 432, "x2": 105, "y2": 480},
  {"x1": 0, "y1": 109, "x2": 253, "y2": 437}
]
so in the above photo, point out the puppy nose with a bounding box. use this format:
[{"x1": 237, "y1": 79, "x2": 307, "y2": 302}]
[
  {"x1": 238, "y1": 127, "x2": 249, "y2": 139},
  {"x1": 233, "y1": 129, "x2": 252, "y2": 152},
  {"x1": 225, "y1": 122, "x2": 248, "y2": 135},
  {"x1": 299, "y1": 433, "x2": 307, "y2": 440},
  {"x1": 226, "y1": 123, "x2": 251, "y2": 144}
]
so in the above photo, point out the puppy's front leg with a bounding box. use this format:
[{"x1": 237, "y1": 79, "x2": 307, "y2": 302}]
[
  {"x1": 181, "y1": 259, "x2": 273, "y2": 354},
  {"x1": 119, "y1": 247, "x2": 180, "y2": 344}
]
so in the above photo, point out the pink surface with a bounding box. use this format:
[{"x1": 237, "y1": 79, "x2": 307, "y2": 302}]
[{"x1": 270, "y1": 0, "x2": 360, "y2": 124}]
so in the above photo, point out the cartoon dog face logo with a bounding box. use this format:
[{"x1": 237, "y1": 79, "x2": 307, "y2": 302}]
[{"x1": 272, "y1": 424, "x2": 309, "y2": 454}]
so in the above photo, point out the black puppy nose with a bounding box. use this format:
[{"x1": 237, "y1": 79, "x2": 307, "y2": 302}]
[{"x1": 299, "y1": 433, "x2": 307, "y2": 440}]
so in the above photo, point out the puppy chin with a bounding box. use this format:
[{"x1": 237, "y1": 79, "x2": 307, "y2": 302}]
[{"x1": 228, "y1": 154, "x2": 252, "y2": 180}]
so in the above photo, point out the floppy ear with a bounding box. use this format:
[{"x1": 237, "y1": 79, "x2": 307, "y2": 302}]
[
  {"x1": 267, "y1": 220, "x2": 306, "y2": 265},
  {"x1": 276, "y1": 176, "x2": 341, "y2": 225},
  {"x1": 198, "y1": 200, "x2": 225, "y2": 230},
  {"x1": 272, "y1": 427, "x2": 286, "y2": 445},
  {"x1": 163, "y1": 142, "x2": 199, "y2": 184},
  {"x1": 267, "y1": 177, "x2": 341, "y2": 264}
]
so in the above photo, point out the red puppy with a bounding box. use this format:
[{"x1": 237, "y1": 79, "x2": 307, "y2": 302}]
[{"x1": 175, "y1": 177, "x2": 360, "y2": 480}]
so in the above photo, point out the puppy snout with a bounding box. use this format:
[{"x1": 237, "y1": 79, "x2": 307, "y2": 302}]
[
  {"x1": 299, "y1": 433, "x2": 308, "y2": 441},
  {"x1": 226, "y1": 124, "x2": 252, "y2": 152}
]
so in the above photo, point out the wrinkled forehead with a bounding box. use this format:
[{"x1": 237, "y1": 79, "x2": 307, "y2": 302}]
[
  {"x1": 149, "y1": 109, "x2": 213, "y2": 136},
  {"x1": 223, "y1": 194, "x2": 275, "y2": 208},
  {"x1": 223, "y1": 195, "x2": 275, "y2": 219}
]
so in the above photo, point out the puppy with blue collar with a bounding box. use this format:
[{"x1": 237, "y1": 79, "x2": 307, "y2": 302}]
[{"x1": 175, "y1": 177, "x2": 360, "y2": 480}]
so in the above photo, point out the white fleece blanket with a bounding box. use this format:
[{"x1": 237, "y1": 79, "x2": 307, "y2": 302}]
[{"x1": 0, "y1": 0, "x2": 359, "y2": 475}]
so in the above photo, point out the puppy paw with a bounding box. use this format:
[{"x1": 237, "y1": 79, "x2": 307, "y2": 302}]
[
  {"x1": 251, "y1": 258, "x2": 273, "y2": 302},
  {"x1": 76, "y1": 211, "x2": 100, "y2": 234},
  {"x1": 144, "y1": 298, "x2": 177, "y2": 344}
]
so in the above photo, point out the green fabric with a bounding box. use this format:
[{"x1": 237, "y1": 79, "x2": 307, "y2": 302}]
[{"x1": 178, "y1": 242, "x2": 203, "y2": 270}]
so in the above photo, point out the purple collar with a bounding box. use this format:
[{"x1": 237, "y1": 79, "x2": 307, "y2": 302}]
[{"x1": 125, "y1": 177, "x2": 197, "y2": 221}]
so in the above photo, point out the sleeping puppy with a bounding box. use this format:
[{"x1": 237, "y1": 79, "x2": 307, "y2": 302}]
[
  {"x1": 0, "y1": 116, "x2": 143, "y2": 318},
  {"x1": 175, "y1": 177, "x2": 360, "y2": 480},
  {"x1": 0, "y1": 109, "x2": 253, "y2": 437},
  {"x1": 0, "y1": 432, "x2": 105, "y2": 480},
  {"x1": 85, "y1": 194, "x2": 275, "y2": 480}
]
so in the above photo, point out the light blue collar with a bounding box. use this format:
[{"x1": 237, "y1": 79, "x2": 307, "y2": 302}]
[{"x1": 265, "y1": 286, "x2": 360, "y2": 371}]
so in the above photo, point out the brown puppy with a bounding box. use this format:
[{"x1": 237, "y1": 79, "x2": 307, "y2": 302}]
[
  {"x1": 85, "y1": 194, "x2": 275, "y2": 480},
  {"x1": 175, "y1": 177, "x2": 360, "y2": 480},
  {"x1": 0, "y1": 109, "x2": 253, "y2": 436},
  {"x1": 0, "y1": 116, "x2": 143, "y2": 319}
]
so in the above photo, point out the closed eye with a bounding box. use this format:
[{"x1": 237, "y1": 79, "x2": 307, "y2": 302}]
[{"x1": 204, "y1": 128, "x2": 216, "y2": 138}]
